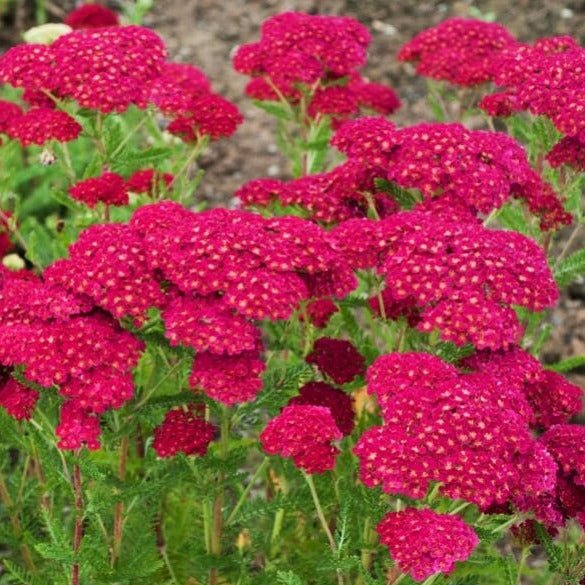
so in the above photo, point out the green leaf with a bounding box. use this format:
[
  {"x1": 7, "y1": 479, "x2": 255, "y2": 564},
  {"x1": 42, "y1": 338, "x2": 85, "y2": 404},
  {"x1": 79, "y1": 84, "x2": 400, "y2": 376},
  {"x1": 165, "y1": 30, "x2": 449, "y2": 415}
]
[
  {"x1": 554, "y1": 248, "x2": 585, "y2": 287},
  {"x1": 253, "y1": 100, "x2": 294, "y2": 121},
  {"x1": 497, "y1": 203, "x2": 535, "y2": 237},
  {"x1": 35, "y1": 542, "x2": 73, "y2": 562},
  {"x1": 497, "y1": 555, "x2": 518, "y2": 585},
  {"x1": 374, "y1": 179, "x2": 419, "y2": 209},
  {"x1": 535, "y1": 522, "x2": 563, "y2": 573},
  {"x1": 547, "y1": 355, "x2": 585, "y2": 373},
  {"x1": 277, "y1": 571, "x2": 304, "y2": 585}
]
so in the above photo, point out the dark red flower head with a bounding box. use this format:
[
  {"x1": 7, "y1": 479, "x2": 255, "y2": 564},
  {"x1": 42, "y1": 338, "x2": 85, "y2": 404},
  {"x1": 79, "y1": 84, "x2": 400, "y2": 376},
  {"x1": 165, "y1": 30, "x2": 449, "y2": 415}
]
[
  {"x1": 306, "y1": 337, "x2": 365, "y2": 384},
  {"x1": 377, "y1": 508, "x2": 478, "y2": 580},
  {"x1": 64, "y1": 3, "x2": 120, "y2": 29},
  {"x1": 153, "y1": 407, "x2": 217, "y2": 457},
  {"x1": 288, "y1": 381, "x2": 355, "y2": 436}
]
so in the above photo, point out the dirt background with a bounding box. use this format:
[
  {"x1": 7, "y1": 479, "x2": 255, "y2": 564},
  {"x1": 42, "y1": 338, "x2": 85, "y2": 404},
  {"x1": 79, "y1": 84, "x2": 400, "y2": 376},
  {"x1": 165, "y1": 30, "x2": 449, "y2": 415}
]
[{"x1": 1, "y1": 0, "x2": 584, "y2": 384}]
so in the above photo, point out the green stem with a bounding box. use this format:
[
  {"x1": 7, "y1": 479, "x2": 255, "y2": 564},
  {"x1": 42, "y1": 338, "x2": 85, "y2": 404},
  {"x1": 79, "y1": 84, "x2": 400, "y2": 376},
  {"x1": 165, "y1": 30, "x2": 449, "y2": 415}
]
[
  {"x1": 303, "y1": 473, "x2": 345, "y2": 585},
  {"x1": 173, "y1": 135, "x2": 209, "y2": 187},
  {"x1": 517, "y1": 546, "x2": 529, "y2": 585},
  {"x1": 0, "y1": 471, "x2": 37, "y2": 573},
  {"x1": 209, "y1": 406, "x2": 230, "y2": 585},
  {"x1": 58, "y1": 142, "x2": 76, "y2": 182},
  {"x1": 226, "y1": 457, "x2": 269, "y2": 526},
  {"x1": 71, "y1": 460, "x2": 84, "y2": 585},
  {"x1": 111, "y1": 114, "x2": 150, "y2": 159}
]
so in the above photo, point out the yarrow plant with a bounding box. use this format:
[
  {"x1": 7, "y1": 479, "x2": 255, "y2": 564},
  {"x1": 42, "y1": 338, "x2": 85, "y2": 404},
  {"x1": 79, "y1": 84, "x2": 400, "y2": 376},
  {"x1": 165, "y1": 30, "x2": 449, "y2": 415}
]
[{"x1": 0, "y1": 5, "x2": 583, "y2": 585}]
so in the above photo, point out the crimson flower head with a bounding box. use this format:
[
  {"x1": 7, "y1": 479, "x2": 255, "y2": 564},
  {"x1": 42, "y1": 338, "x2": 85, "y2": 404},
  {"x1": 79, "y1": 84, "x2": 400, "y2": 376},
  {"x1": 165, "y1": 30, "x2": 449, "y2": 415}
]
[
  {"x1": 0, "y1": 375, "x2": 39, "y2": 420},
  {"x1": 304, "y1": 298, "x2": 339, "y2": 329},
  {"x1": 334, "y1": 212, "x2": 559, "y2": 350},
  {"x1": 56, "y1": 401, "x2": 101, "y2": 451},
  {"x1": 68, "y1": 172, "x2": 129, "y2": 208},
  {"x1": 52, "y1": 26, "x2": 167, "y2": 112},
  {"x1": 260, "y1": 405, "x2": 343, "y2": 474},
  {"x1": 288, "y1": 382, "x2": 355, "y2": 436},
  {"x1": 0, "y1": 100, "x2": 23, "y2": 135},
  {"x1": 546, "y1": 136, "x2": 585, "y2": 172},
  {"x1": 126, "y1": 169, "x2": 174, "y2": 196},
  {"x1": 463, "y1": 348, "x2": 583, "y2": 429},
  {"x1": 64, "y1": 3, "x2": 120, "y2": 29},
  {"x1": 377, "y1": 508, "x2": 478, "y2": 581},
  {"x1": 147, "y1": 62, "x2": 211, "y2": 115},
  {"x1": 332, "y1": 119, "x2": 571, "y2": 230},
  {"x1": 7, "y1": 108, "x2": 82, "y2": 146},
  {"x1": 233, "y1": 12, "x2": 371, "y2": 85},
  {"x1": 542, "y1": 425, "x2": 585, "y2": 487},
  {"x1": 0, "y1": 44, "x2": 56, "y2": 91},
  {"x1": 163, "y1": 292, "x2": 261, "y2": 356},
  {"x1": 356, "y1": 352, "x2": 554, "y2": 510},
  {"x1": 306, "y1": 337, "x2": 365, "y2": 384},
  {"x1": 167, "y1": 94, "x2": 243, "y2": 141},
  {"x1": 189, "y1": 350, "x2": 266, "y2": 405},
  {"x1": 233, "y1": 12, "x2": 399, "y2": 118},
  {"x1": 398, "y1": 18, "x2": 516, "y2": 86},
  {"x1": 482, "y1": 36, "x2": 585, "y2": 139},
  {"x1": 153, "y1": 407, "x2": 217, "y2": 458}
]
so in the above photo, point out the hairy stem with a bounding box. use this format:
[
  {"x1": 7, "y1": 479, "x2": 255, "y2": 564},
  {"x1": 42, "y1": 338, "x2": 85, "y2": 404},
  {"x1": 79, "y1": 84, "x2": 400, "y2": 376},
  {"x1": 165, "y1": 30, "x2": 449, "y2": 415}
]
[
  {"x1": 209, "y1": 406, "x2": 230, "y2": 585},
  {"x1": 226, "y1": 457, "x2": 269, "y2": 526},
  {"x1": 303, "y1": 473, "x2": 345, "y2": 585},
  {"x1": 71, "y1": 462, "x2": 84, "y2": 585},
  {"x1": 111, "y1": 436, "x2": 129, "y2": 566}
]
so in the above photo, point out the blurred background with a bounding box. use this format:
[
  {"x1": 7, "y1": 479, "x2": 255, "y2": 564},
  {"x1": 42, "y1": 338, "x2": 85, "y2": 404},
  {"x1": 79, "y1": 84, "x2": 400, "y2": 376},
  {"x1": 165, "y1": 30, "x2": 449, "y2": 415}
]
[{"x1": 1, "y1": 0, "x2": 584, "y2": 385}]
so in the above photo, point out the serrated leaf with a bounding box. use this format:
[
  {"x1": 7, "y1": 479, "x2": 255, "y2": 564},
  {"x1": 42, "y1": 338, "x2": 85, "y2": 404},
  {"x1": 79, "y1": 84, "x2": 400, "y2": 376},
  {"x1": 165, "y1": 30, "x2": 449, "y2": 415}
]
[
  {"x1": 554, "y1": 248, "x2": 585, "y2": 287},
  {"x1": 547, "y1": 355, "x2": 585, "y2": 373},
  {"x1": 374, "y1": 179, "x2": 418, "y2": 209},
  {"x1": 277, "y1": 570, "x2": 304, "y2": 585},
  {"x1": 497, "y1": 555, "x2": 518, "y2": 585},
  {"x1": 535, "y1": 522, "x2": 563, "y2": 573},
  {"x1": 497, "y1": 203, "x2": 535, "y2": 236},
  {"x1": 253, "y1": 100, "x2": 294, "y2": 121},
  {"x1": 35, "y1": 542, "x2": 73, "y2": 562}
]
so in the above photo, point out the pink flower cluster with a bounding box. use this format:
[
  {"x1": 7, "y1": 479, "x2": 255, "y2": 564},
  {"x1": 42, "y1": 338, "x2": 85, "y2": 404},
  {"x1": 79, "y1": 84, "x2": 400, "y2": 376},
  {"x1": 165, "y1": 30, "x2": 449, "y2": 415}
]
[
  {"x1": 0, "y1": 26, "x2": 241, "y2": 141},
  {"x1": 0, "y1": 270, "x2": 143, "y2": 449},
  {"x1": 480, "y1": 35, "x2": 585, "y2": 169},
  {"x1": 233, "y1": 12, "x2": 400, "y2": 120},
  {"x1": 288, "y1": 382, "x2": 355, "y2": 436},
  {"x1": 43, "y1": 201, "x2": 353, "y2": 409},
  {"x1": 153, "y1": 406, "x2": 217, "y2": 458},
  {"x1": 463, "y1": 348, "x2": 583, "y2": 429},
  {"x1": 0, "y1": 372, "x2": 39, "y2": 421},
  {"x1": 377, "y1": 508, "x2": 478, "y2": 580},
  {"x1": 516, "y1": 425, "x2": 585, "y2": 529},
  {"x1": 331, "y1": 211, "x2": 558, "y2": 349},
  {"x1": 236, "y1": 159, "x2": 398, "y2": 224},
  {"x1": 260, "y1": 405, "x2": 342, "y2": 473},
  {"x1": 239, "y1": 117, "x2": 569, "y2": 229},
  {"x1": 333, "y1": 118, "x2": 570, "y2": 230},
  {"x1": 398, "y1": 18, "x2": 516, "y2": 86},
  {"x1": 355, "y1": 352, "x2": 567, "y2": 511},
  {"x1": 67, "y1": 169, "x2": 175, "y2": 208}
]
